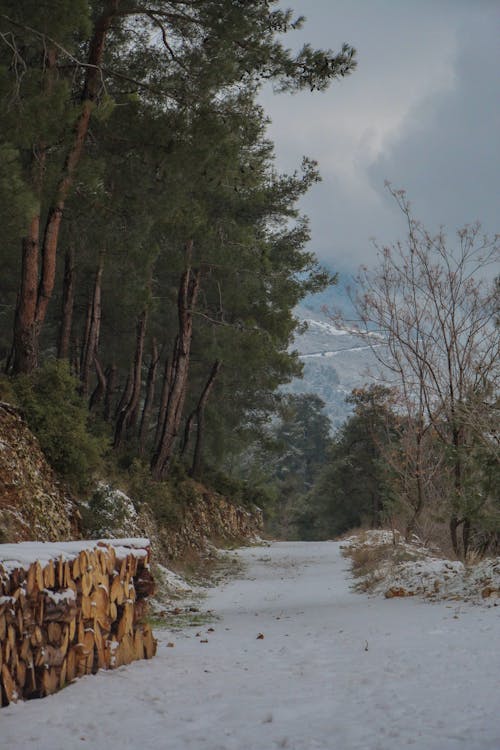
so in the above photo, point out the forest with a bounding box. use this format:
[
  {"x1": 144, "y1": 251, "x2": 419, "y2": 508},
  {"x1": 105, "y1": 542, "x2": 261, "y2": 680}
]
[{"x1": 0, "y1": 1, "x2": 498, "y2": 561}]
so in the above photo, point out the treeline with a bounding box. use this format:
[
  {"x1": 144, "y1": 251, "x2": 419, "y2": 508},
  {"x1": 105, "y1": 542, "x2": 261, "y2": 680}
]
[{"x1": 0, "y1": 3, "x2": 356, "y2": 492}]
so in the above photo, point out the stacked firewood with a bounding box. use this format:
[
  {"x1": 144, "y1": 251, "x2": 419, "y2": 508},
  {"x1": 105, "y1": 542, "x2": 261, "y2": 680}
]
[{"x1": 0, "y1": 539, "x2": 157, "y2": 706}]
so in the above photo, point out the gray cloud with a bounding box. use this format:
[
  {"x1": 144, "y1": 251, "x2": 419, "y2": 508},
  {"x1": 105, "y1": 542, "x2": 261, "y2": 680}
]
[
  {"x1": 260, "y1": 1, "x2": 500, "y2": 277},
  {"x1": 368, "y1": 9, "x2": 499, "y2": 238}
]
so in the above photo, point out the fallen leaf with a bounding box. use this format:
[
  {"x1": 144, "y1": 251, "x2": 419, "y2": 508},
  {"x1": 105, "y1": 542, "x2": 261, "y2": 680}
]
[
  {"x1": 256, "y1": 633, "x2": 264, "y2": 640},
  {"x1": 166, "y1": 642, "x2": 175, "y2": 648}
]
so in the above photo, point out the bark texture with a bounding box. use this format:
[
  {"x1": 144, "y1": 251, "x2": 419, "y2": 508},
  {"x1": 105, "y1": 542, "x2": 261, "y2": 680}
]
[{"x1": 152, "y1": 246, "x2": 200, "y2": 480}]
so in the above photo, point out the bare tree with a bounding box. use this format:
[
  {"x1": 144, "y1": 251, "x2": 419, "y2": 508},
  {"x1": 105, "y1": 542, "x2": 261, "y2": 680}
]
[{"x1": 345, "y1": 186, "x2": 499, "y2": 557}]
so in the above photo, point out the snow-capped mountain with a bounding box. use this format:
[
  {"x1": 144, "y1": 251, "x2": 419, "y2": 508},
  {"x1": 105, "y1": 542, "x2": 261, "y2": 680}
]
[{"x1": 287, "y1": 305, "x2": 383, "y2": 429}]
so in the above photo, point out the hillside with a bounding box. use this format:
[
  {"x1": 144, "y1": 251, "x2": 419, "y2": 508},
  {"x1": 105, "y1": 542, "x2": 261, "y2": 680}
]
[
  {"x1": 0, "y1": 402, "x2": 80, "y2": 542},
  {"x1": 0, "y1": 401, "x2": 262, "y2": 558},
  {"x1": 287, "y1": 305, "x2": 383, "y2": 429}
]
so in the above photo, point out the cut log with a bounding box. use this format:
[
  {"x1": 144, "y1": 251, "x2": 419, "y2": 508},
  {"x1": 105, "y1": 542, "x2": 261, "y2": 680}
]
[
  {"x1": 31, "y1": 626, "x2": 43, "y2": 647},
  {"x1": 1, "y1": 664, "x2": 18, "y2": 704},
  {"x1": 117, "y1": 602, "x2": 134, "y2": 640},
  {"x1": 143, "y1": 624, "x2": 156, "y2": 659},
  {"x1": 110, "y1": 574, "x2": 125, "y2": 605},
  {"x1": 20, "y1": 637, "x2": 31, "y2": 662},
  {"x1": 41, "y1": 666, "x2": 58, "y2": 696},
  {"x1": 43, "y1": 592, "x2": 77, "y2": 623},
  {"x1": 94, "y1": 622, "x2": 106, "y2": 670},
  {"x1": 16, "y1": 659, "x2": 27, "y2": 690},
  {"x1": 59, "y1": 658, "x2": 67, "y2": 689},
  {"x1": 43, "y1": 560, "x2": 55, "y2": 589},
  {"x1": 135, "y1": 568, "x2": 155, "y2": 598},
  {"x1": 1, "y1": 539, "x2": 156, "y2": 705},
  {"x1": 81, "y1": 571, "x2": 93, "y2": 597},
  {"x1": 47, "y1": 622, "x2": 62, "y2": 645},
  {"x1": 66, "y1": 647, "x2": 77, "y2": 683}
]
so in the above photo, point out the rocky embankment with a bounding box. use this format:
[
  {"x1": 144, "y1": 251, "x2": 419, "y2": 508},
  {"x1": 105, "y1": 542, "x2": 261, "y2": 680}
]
[
  {"x1": 0, "y1": 401, "x2": 262, "y2": 557},
  {"x1": 92, "y1": 482, "x2": 263, "y2": 564},
  {"x1": 0, "y1": 403, "x2": 79, "y2": 542}
]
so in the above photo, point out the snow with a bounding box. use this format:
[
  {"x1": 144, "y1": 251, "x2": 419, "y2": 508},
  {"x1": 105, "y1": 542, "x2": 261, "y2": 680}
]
[
  {"x1": 306, "y1": 319, "x2": 349, "y2": 336},
  {"x1": 300, "y1": 344, "x2": 380, "y2": 359},
  {"x1": 155, "y1": 563, "x2": 194, "y2": 594},
  {"x1": 341, "y1": 531, "x2": 500, "y2": 604},
  {"x1": 43, "y1": 588, "x2": 76, "y2": 604},
  {"x1": 2, "y1": 541, "x2": 500, "y2": 749},
  {"x1": 0, "y1": 538, "x2": 150, "y2": 573}
]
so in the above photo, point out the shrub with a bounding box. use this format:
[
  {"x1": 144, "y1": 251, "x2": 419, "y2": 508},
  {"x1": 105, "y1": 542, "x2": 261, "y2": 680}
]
[
  {"x1": 125, "y1": 459, "x2": 185, "y2": 528},
  {"x1": 80, "y1": 482, "x2": 140, "y2": 538},
  {"x1": 13, "y1": 359, "x2": 105, "y2": 491}
]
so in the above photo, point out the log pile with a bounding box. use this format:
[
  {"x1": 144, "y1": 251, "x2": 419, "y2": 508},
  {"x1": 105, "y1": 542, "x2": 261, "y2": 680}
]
[{"x1": 0, "y1": 539, "x2": 157, "y2": 706}]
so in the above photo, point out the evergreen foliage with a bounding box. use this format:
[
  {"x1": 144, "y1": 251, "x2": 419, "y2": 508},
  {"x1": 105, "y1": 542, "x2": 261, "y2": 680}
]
[
  {"x1": 294, "y1": 386, "x2": 397, "y2": 540},
  {"x1": 13, "y1": 360, "x2": 105, "y2": 490},
  {"x1": 0, "y1": 4, "x2": 356, "y2": 511}
]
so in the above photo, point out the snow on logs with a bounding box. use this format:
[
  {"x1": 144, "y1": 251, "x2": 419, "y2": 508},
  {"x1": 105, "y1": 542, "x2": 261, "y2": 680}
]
[{"x1": 0, "y1": 539, "x2": 157, "y2": 706}]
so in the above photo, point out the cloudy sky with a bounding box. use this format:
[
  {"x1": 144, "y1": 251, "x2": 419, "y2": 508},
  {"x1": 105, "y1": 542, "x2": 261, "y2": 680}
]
[{"x1": 260, "y1": 0, "x2": 499, "y2": 280}]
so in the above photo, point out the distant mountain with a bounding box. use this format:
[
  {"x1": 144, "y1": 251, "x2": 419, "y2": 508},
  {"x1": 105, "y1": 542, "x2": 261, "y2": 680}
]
[{"x1": 287, "y1": 305, "x2": 383, "y2": 430}]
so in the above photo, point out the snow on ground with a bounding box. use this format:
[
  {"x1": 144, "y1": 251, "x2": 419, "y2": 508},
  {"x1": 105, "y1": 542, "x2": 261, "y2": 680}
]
[
  {"x1": 155, "y1": 563, "x2": 194, "y2": 595},
  {"x1": 341, "y1": 530, "x2": 500, "y2": 604},
  {"x1": 2, "y1": 541, "x2": 500, "y2": 750}
]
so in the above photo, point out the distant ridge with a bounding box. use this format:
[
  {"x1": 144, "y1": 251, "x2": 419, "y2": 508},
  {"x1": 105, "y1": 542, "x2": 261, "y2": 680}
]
[{"x1": 288, "y1": 306, "x2": 381, "y2": 430}]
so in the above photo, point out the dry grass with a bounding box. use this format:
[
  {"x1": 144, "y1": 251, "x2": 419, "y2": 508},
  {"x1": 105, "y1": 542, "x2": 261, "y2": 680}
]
[
  {"x1": 345, "y1": 543, "x2": 393, "y2": 577},
  {"x1": 342, "y1": 533, "x2": 431, "y2": 593}
]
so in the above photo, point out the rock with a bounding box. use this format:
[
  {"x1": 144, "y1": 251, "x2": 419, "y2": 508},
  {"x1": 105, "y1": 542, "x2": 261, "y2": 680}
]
[
  {"x1": 481, "y1": 586, "x2": 499, "y2": 599},
  {"x1": 385, "y1": 587, "x2": 412, "y2": 598}
]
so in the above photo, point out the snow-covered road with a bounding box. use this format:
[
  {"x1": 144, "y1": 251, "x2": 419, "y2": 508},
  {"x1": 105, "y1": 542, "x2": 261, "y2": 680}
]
[{"x1": 2, "y1": 542, "x2": 499, "y2": 750}]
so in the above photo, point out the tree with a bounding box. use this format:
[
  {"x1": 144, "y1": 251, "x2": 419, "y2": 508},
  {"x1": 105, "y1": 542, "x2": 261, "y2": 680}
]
[
  {"x1": 1, "y1": 3, "x2": 357, "y2": 500},
  {"x1": 301, "y1": 386, "x2": 397, "y2": 540},
  {"x1": 348, "y1": 186, "x2": 499, "y2": 556},
  {"x1": 1, "y1": 2, "x2": 356, "y2": 373},
  {"x1": 239, "y1": 393, "x2": 332, "y2": 538},
  {"x1": 273, "y1": 393, "x2": 332, "y2": 489}
]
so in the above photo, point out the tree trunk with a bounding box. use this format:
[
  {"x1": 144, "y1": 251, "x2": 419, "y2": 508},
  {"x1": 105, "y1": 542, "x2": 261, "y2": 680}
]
[
  {"x1": 450, "y1": 426, "x2": 465, "y2": 558},
  {"x1": 71, "y1": 337, "x2": 81, "y2": 378},
  {"x1": 191, "y1": 360, "x2": 221, "y2": 479},
  {"x1": 115, "y1": 365, "x2": 133, "y2": 422},
  {"x1": 12, "y1": 9, "x2": 117, "y2": 373},
  {"x1": 89, "y1": 357, "x2": 107, "y2": 412},
  {"x1": 450, "y1": 515, "x2": 460, "y2": 557},
  {"x1": 80, "y1": 255, "x2": 104, "y2": 396},
  {"x1": 181, "y1": 409, "x2": 196, "y2": 458},
  {"x1": 405, "y1": 426, "x2": 425, "y2": 539},
  {"x1": 462, "y1": 518, "x2": 471, "y2": 560},
  {"x1": 13, "y1": 218, "x2": 41, "y2": 373},
  {"x1": 151, "y1": 245, "x2": 200, "y2": 480},
  {"x1": 138, "y1": 339, "x2": 159, "y2": 455},
  {"x1": 154, "y1": 354, "x2": 172, "y2": 451},
  {"x1": 103, "y1": 364, "x2": 117, "y2": 422},
  {"x1": 57, "y1": 245, "x2": 76, "y2": 360},
  {"x1": 114, "y1": 309, "x2": 147, "y2": 449}
]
